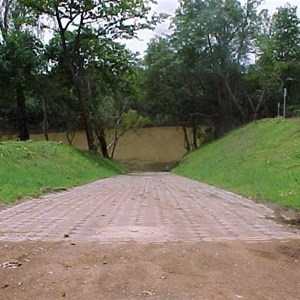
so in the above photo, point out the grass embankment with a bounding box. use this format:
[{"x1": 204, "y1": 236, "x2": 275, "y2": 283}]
[
  {"x1": 0, "y1": 141, "x2": 126, "y2": 204},
  {"x1": 173, "y1": 118, "x2": 300, "y2": 211}
]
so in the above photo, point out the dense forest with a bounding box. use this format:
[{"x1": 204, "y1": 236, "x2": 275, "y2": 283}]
[{"x1": 1, "y1": 0, "x2": 300, "y2": 157}]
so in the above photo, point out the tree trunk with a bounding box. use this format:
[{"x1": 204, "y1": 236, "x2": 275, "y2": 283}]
[
  {"x1": 217, "y1": 78, "x2": 235, "y2": 135},
  {"x1": 222, "y1": 74, "x2": 246, "y2": 124},
  {"x1": 110, "y1": 127, "x2": 119, "y2": 159},
  {"x1": 54, "y1": 7, "x2": 101, "y2": 152},
  {"x1": 182, "y1": 126, "x2": 191, "y2": 151},
  {"x1": 16, "y1": 87, "x2": 30, "y2": 141},
  {"x1": 192, "y1": 124, "x2": 198, "y2": 150},
  {"x1": 66, "y1": 130, "x2": 75, "y2": 146},
  {"x1": 41, "y1": 97, "x2": 49, "y2": 141},
  {"x1": 75, "y1": 78, "x2": 96, "y2": 151},
  {"x1": 96, "y1": 127, "x2": 109, "y2": 158}
]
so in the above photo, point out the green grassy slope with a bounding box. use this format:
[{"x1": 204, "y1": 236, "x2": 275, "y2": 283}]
[
  {"x1": 173, "y1": 118, "x2": 300, "y2": 210},
  {"x1": 0, "y1": 141, "x2": 126, "y2": 204}
]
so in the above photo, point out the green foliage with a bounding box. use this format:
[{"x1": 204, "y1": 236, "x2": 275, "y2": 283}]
[
  {"x1": 0, "y1": 0, "x2": 45, "y2": 139},
  {"x1": 21, "y1": 0, "x2": 162, "y2": 151},
  {"x1": 0, "y1": 31, "x2": 42, "y2": 87},
  {"x1": 174, "y1": 0, "x2": 260, "y2": 64},
  {"x1": 121, "y1": 109, "x2": 149, "y2": 131},
  {"x1": 253, "y1": 5, "x2": 300, "y2": 117},
  {"x1": 142, "y1": 37, "x2": 179, "y2": 124},
  {"x1": 140, "y1": 1, "x2": 300, "y2": 132},
  {"x1": 174, "y1": 118, "x2": 300, "y2": 210},
  {"x1": 142, "y1": 0, "x2": 266, "y2": 134},
  {"x1": 105, "y1": 108, "x2": 149, "y2": 158},
  {"x1": 21, "y1": 0, "x2": 160, "y2": 37},
  {"x1": 270, "y1": 5, "x2": 300, "y2": 61},
  {"x1": 0, "y1": 141, "x2": 126, "y2": 203}
]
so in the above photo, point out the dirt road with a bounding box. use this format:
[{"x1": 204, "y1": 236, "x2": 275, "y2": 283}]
[{"x1": 0, "y1": 173, "x2": 299, "y2": 299}]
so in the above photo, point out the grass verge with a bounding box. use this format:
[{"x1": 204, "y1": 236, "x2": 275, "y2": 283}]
[
  {"x1": 173, "y1": 118, "x2": 300, "y2": 211},
  {"x1": 0, "y1": 141, "x2": 126, "y2": 204}
]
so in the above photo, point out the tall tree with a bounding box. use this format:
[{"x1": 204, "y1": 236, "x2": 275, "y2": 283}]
[
  {"x1": 0, "y1": 0, "x2": 41, "y2": 140},
  {"x1": 172, "y1": 0, "x2": 262, "y2": 133},
  {"x1": 143, "y1": 37, "x2": 211, "y2": 149},
  {"x1": 22, "y1": 0, "x2": 160, "y2": 152},
  {"x1": 254, "y1": 5, "x2": 300, "y2": 117}
]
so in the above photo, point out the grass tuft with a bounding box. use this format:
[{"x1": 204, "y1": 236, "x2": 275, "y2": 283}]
[
  {"x1": 173, "y1": 118, "x2": 300, "y2": 211},
  {"x1": 0, "y1": 141, "x2": 126, "y2": 204}
]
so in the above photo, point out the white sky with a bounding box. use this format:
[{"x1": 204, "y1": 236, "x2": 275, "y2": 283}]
[{"x1": 124, "y1": 0, "x2": 300, "y2": 56}]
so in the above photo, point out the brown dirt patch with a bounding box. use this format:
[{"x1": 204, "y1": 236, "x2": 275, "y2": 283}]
[{"x1": 1, "y1": 240, "x2": 300, "y2": 300}]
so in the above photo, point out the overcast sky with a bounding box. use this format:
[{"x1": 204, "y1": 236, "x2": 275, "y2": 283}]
[{"x1": 124, "y1": 0, "x2": 300, "y2": 56}]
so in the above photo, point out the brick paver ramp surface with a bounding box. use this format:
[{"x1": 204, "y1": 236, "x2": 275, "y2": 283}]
[{"x1": 0, "y1": 173, "x2": 299, "y2": 242}]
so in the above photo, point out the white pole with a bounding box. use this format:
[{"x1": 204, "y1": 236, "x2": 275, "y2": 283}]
[
  {"x1": 283, "y1": 88, "x2": 287, "y2": 118},
  {"x1": 277, "y1": 102, "x2": 281, "y2": 117}
]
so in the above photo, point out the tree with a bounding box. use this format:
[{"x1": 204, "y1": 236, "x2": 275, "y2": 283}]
[
  {"x1": 143, "y1": 37, "x2": 214, "y2": 150},
  {"x1": 171, "y1": 0, "x2": 263, "y2": 133},
  {"x1": 253, "y1": 5, "x2": 300, "y2": 117},
  {"x1": 143, "y1": 37, "x2": 178, "y2": 125},
  {"x1": 21, "y1": 0, "x2": 160, "y2": 153},
  {"x1": 0, "y1": 0, "x2": 42, "y2": 140},
  {"x1": 87, "y1": 42, "x2": 148, "y2": 157}
]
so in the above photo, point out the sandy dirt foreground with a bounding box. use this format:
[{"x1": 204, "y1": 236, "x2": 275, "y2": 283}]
[{"x1": 0, "y1": 173, "x2": 299, "y2": 300}]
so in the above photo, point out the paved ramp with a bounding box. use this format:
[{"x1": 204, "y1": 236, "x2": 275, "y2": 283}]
[{"x1": 0, "y1": 173, "x2": 298, "y2": 242}]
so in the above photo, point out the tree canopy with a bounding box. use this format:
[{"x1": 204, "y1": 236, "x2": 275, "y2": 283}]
[{"x1": 142, "y1": 0, "x2": 300, "y2": 139}]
